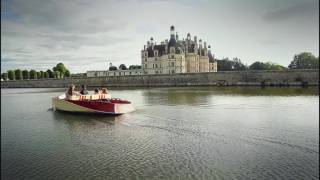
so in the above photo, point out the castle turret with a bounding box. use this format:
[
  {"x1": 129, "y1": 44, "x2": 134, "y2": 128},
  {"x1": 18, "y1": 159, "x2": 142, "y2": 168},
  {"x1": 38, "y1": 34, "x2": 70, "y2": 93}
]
[
  {"x1": 208, "y1": 45, "x2": 214, "y2": 61},
  {"x1": 165, "y1": 39, "x2": 168, "y2": 54},
  {"x1": 170, "y1": 25, "x2": 175, "y2": 39},
  {"x1": 204, "y1": 41, "x2": 208, "y2": 56},
  {"x1": 168, "y1": 25, "x2": 177, "y2": 49},
  {"x1": 194, "y1": 36, "x2": 198, "y2": 53},
  {"x1": 199, "y1": 39, "x2": 202, "y2": 56},
  {"x1": 150, "y1": 37, "x2": 154, "y2": 50}
]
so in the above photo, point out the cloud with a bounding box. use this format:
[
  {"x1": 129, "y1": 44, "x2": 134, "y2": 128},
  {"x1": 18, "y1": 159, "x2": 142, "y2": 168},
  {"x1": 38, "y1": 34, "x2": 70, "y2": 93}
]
[{"x1": 262, "y1": 0, "x2": 319, "y2": 22}]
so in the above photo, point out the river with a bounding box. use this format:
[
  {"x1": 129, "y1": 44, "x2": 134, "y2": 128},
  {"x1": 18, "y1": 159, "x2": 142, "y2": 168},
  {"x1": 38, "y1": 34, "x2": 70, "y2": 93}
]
[{"x1": 1, "y1": 87, "x2": 319, "y2": 179}]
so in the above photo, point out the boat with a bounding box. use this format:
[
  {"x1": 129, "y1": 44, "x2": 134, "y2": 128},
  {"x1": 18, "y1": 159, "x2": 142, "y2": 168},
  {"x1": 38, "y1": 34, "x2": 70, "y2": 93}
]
[{"x1": 52, "y1": 93, "x2": 135, "y2": 115}]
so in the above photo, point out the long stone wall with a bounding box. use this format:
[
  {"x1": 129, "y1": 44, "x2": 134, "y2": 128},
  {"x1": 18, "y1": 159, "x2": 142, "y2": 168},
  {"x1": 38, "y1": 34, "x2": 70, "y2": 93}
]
[{"x1": 1, "y1": 70, "x2": 319, "y2": 88}]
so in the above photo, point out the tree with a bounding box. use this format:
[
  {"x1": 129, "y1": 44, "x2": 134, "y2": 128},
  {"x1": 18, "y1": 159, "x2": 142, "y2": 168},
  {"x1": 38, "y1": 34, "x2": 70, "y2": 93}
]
[
  {"x1": 129, "y1": 65, "x2": 142, "y2": 70},
  {"x1": 249, "y1": 61, "x2": 285, "y2": 70},
  {"x1": 36, "y1": 72, "x2": 41, "y2": 79},
  {"x1": 29, "y1": 70, "x2": 37, "y2": 79},
  {"x1": 1, "y1": 73, "x2": 8, "y2": 81},
  {"x1": 249, "y1": 61, "x2": 267, "y2": 70},
  {"x1": 109, "y1": 66, "x2": 118, "y2": 71},
  {"x1": 7, "y1": 70, "x2": 15, "y2": 80},
  {"x1": 119, "y1": 64, "x2": 127, "y2": 70},
  {"x1": 46, "y1": 69, "x2": 54, "y2": 78},
  {"x1": 40, "y1": 71, "x2": 44, "y2": 79},
  {"x1": 288, "y1": 52, "x2": 319, "y2": 69},
  {"x1": 44, "y1": 72, "x2": 49, "y2": 78},
  {"x1": 53, "y1": 71, "x2": 60, "y2": 78},
  {"x1": 64, "y1": 70, "x2": 70, "y2": 77},
  {"x1": 53, "y1": 63, "x2": 68, "y2": 78},
  {"x1": 22, "y1": 70, "x2": 30, "y2": 80},
  {"x1": 216, "y1": 57, "x2": 247, "y2": 71},
  {"x1": 14, "y1": 69, "x2": 22, "y2": 80}
]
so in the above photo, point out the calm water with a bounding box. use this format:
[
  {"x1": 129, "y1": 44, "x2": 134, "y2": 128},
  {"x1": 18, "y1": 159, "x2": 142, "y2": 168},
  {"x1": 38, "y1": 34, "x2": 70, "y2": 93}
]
[{"x1": 1, "y1": 87, "x2": 319, "y2": 180}]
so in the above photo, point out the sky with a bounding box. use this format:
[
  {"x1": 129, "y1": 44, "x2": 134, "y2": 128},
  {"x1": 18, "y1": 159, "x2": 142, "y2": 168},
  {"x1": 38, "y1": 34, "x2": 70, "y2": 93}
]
[{"x1": 1, "y1": 0, "x2": 319, "y2": 73}]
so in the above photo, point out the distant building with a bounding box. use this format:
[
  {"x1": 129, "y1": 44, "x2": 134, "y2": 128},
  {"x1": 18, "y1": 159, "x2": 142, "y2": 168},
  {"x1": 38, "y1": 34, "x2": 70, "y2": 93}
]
[
  {"x1": 87, "y1": 69, "x2": 143, "y2": 77},
  {"x1": 87, "y1": 25, "x2": 217, "y2": 77},
  {"x1": 141, "y1": 25, "x2": 217, "y2": 74}
]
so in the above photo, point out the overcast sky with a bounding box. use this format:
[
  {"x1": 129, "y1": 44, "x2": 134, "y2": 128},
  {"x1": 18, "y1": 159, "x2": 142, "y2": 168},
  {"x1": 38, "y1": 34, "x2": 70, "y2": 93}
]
[{"x1": 1, "y1": 0, "x2": 319, "y2": 73}]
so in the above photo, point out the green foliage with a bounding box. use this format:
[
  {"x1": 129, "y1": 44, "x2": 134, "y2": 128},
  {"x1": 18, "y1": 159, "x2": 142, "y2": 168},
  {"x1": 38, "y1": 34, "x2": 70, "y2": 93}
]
[
  {"x1": 288, "y1": 52, "x2": 319, "y2": 69},
  {"x1": 53, "y1": 71, "x2": 60, "y2": 78},
  {"x1": 217, "y1": 57, "x2": 247, "y2": 71},
  {"x1": 129, "y1": 65, "x2": 142, "y2": 70},
  {"x1": 29, "y1": 70, "x2": 37, "y2": 79},
  {"x1": 65, "y1": 70, "x2": 70, "y2": 77},
  {"x1": 53, "y1": 63, "x2": 69, "y2": 78},
  {"x1": 46, "y1": 69, "x2": 54, "y2": 78},
  {"x1": 44, "y1": 72, "x2": 49, "y2": 78},
  {"x1": 14, "y1": 69, "x2": 23, "y2": 80},
  {"x1": 249, "y1": 61, "x2": 285, "y2": 70},
  {"x1": 1, "y1": 73, "x2": 8, "y2": 81},
  {"x1": 119, "y1": 64, "x2": 128, "y2": 70},
  {"x1": 249, "y1": 61, "x2": 266, "y2": 70},
  {"x1": 36, "y1": 72, "x2": 41, "y2": 79},
  {"x1": 109, "y1": 66, "x2": 118, "y2": 71},
  {"x1": 7, "y1": 70, "x2": 15, "y2": 80},
  {"x1": 22, "y1": 70, "x2": 30, "y2": 80},
  {"x1": 40, "y1": 71, "x2": 44, "y2": 79}
]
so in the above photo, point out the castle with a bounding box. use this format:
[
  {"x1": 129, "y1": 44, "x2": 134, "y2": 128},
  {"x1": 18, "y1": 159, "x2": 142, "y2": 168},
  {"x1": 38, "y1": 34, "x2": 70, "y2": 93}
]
[
  {"x1": 87, "y1": 26, "x2": 217, "y2": 77},
  {"x1": 141, "y1": 25, "x2": 217, "y2": 75}
]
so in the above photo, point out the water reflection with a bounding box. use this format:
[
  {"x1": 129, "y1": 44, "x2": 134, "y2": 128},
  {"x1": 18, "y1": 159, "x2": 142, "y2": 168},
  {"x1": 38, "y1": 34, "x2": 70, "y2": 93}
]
[{"x1": 142, "y1": 87, "x2": 318, "y2": 106}]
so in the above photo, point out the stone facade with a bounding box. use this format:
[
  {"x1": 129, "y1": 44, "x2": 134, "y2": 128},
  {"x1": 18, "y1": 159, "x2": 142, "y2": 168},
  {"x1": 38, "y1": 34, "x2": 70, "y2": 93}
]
[{"x1": 141, "y1": 25, "x2": 217, "y2": 75}]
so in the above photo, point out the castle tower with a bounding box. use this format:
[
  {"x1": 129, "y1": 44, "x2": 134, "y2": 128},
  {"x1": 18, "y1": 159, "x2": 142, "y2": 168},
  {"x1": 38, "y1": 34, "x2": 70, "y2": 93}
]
[
  {"x1": 170, "y1": 25, "x2": 175, "y2": 40},
  {"x1": 194, "y1": 36, "x2": 198, "y2": 53},
  {"x1": 199, "y1": 39, "x2": 202, "y2": 56},
  {"x1": 150, "y1": 37, "x2": 154, "y2": 50}
]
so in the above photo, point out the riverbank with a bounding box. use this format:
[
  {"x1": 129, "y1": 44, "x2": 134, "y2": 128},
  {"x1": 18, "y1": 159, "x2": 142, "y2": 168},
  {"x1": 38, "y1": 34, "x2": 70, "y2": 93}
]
[{"x1": 1, "y1": 69, "x2": 318, "y2": 88}]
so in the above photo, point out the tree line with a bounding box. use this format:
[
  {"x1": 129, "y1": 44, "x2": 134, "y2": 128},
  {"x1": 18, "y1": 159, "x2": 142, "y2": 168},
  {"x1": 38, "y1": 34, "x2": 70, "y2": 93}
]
[
  {"x1": 1, "y1": 63, "x2": 70, "y2": 81},
  {"x1": 216, "y1": 52, "x2": 319, "y2": 71},
  {"x1": 109, "y1": 64, "x2": 142, "y2": 71}
]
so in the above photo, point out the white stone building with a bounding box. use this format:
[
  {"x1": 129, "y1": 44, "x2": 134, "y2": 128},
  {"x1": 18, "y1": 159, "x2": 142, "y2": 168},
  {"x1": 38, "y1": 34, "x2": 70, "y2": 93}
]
[{"x1": 141, "y1": 25, "x2": 217, "y2": 75}]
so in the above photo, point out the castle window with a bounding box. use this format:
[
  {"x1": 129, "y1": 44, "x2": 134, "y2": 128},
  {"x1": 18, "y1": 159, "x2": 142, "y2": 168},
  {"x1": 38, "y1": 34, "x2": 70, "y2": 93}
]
[
  {"x1": 155, "y1": 64, "x2": 158, "y2": 68},
  {"x1": 145, "y1": 58, "x2": 147, "y2": 62},
  {"x1": 171, "y1": 55, "x2": 174, "y2": 59},
  {"x1": 155, "y1": 57, "x2": 157, "y2": 61},
  {"x1": 145, "y1": 64, "x2": 147, "y2": 68},
  {"x1": 171, "y1": 62, "x2": 174, "y2": 67},
  {"x1": 171, "y1": 70, "x2": 175, "y2": 74}
]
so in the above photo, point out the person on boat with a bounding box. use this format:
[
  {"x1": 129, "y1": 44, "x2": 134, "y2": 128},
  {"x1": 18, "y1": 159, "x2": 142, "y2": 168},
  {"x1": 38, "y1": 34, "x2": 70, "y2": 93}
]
[
  {"x1": 101, "y1": 88, "x2": 108, "y2": 94},
  {"x1": 94, "y1": 88, "x2": 100, "y2": 94},
  {"x1": 66, "y1": 84, "x2": 80, "y2": 99},
  {"x1": 80, "y1": 85, "x2": 89, "y2": 95}
]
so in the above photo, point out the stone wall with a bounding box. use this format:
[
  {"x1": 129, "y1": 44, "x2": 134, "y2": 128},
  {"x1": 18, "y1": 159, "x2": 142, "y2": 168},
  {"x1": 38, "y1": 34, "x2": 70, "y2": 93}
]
[{"x1": 1, "y1": 70, "x2": 318, "y2": 88}]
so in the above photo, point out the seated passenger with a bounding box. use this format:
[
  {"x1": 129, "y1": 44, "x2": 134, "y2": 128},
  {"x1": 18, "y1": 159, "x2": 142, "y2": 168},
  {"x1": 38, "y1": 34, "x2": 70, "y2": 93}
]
[
  {"x1": 80, "y1": 85, "x2": 89, "y2": 95},
  {"x1": 101, "y1": 88, "x2": 108, "y2": 94},
  {"x1": 94, "y1": 88, "x2": 100, "y2": 94},
  {"x1": 66, "y1": 84, "x2": 80, "y2": 100}
]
